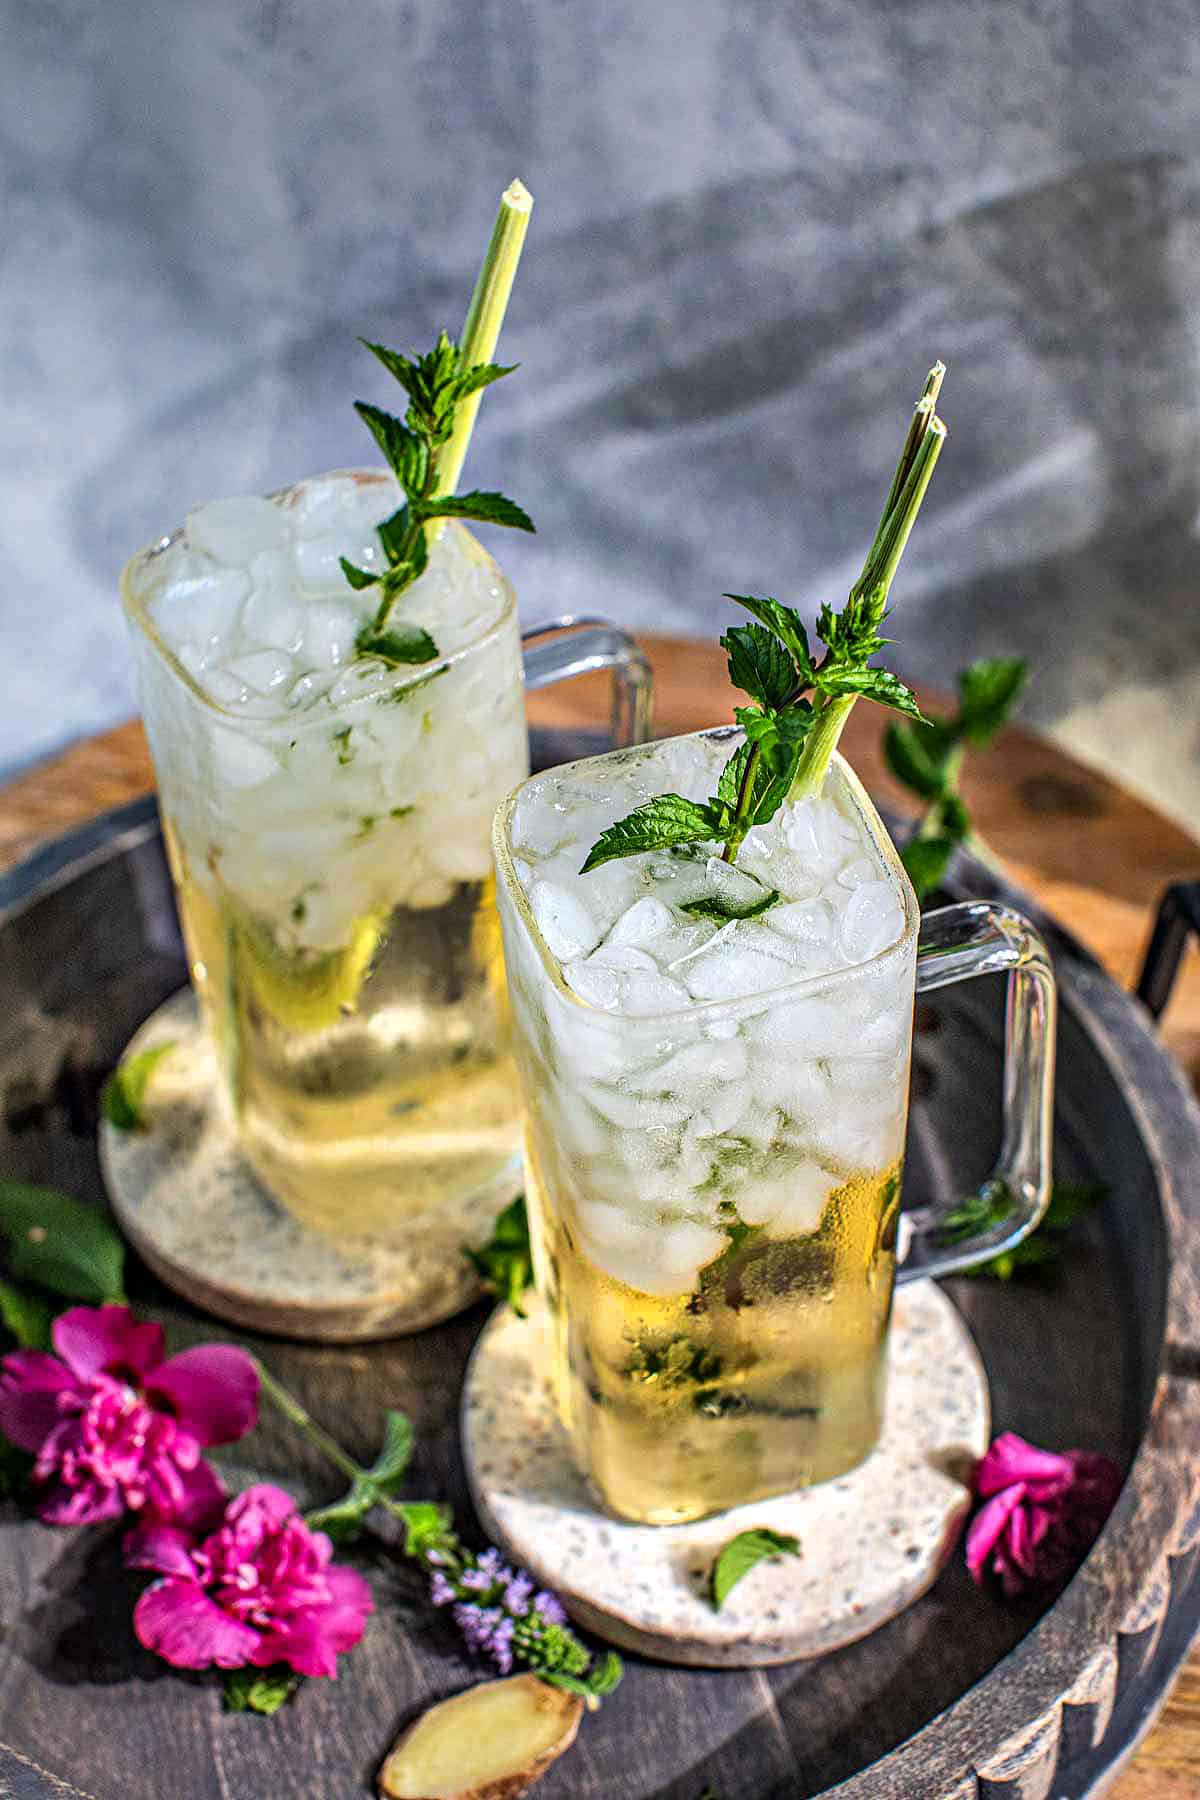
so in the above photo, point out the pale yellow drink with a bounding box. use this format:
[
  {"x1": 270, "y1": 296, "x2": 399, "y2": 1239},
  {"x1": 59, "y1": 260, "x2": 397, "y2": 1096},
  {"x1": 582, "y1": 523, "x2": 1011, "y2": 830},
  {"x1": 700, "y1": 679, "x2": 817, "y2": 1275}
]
[
  {"x1": 122, "y1": 471, "x2": 527, "y2": 1324},
  {"x1": 494, "y1": 732, "x2": 918, "y2": 1524}
]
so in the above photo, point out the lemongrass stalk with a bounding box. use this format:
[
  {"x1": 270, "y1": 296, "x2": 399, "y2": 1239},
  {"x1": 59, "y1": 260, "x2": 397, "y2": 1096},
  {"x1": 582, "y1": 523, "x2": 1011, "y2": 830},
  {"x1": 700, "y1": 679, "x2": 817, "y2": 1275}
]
[
  {"x1": 789, "y1": 409, "x2": 946, "y2": 802},
  {"x1": 437, "y1": 178, "x2": 534, "y2": 500}
]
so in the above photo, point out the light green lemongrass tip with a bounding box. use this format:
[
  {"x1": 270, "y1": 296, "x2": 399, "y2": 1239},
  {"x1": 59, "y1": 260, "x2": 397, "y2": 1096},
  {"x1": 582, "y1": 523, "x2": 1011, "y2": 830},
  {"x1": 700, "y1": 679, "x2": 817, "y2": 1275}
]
[{"x1": 436, "y1": 178, "x2": 534, "y2": 502}]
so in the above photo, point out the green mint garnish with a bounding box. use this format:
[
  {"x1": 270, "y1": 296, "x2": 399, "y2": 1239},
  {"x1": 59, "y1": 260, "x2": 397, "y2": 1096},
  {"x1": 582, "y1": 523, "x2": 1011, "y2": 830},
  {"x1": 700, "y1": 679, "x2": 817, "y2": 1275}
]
[
  {"x1": 464, "y1": 1194, "x2": 535, "y2": 1316},
  {"x1": 679, "y1": 887, "x2": 780, "y2": 925},
  {"x1": 222, "y1": 1666, "x2": 303, "y2": 1716},
  {"x1": 343, "y1": 334, "x2": 534, "y2": 665},
  {"x1": 332, "y1": 725, "x2": 355, "y2": 764},
  {"x1": 581, "y1": 364, "x2": 946, "y2": 874},
  {"x1": 303, "y1": 1409, "x2": 415, "y2": 1543},
  {"x1": 100, "y1": 1042, "x2": 177, "y2": 1133},
  {"x1": 941, "y1": 1179, "x2": 1105, "y2": 1281},
  {"x1": 709, "y1": 1526, "x2": 802, "y2": 1610},
  {"x1": 886, "y1": 655, "x2": 1027, "y2": 899}
]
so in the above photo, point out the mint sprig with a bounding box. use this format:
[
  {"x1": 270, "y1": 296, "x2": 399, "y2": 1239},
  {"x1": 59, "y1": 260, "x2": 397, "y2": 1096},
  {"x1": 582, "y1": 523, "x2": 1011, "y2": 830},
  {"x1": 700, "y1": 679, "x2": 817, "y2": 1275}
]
[
  {"x1": 343, "y1": 333, "x2": 534, "y2": 664},
  {"x1": 464, "y1": 1195, "x2": 535, "y2": 1316},
  {"x1": 581, "y1": 364, "x2": 946, "y2": 874},
  {"x1": 941, "y1": 1179, "x2": 1104, "y2": 1281},
  {"x1": 886, "y1": 655, "x2": 1027, "y2": 899}
]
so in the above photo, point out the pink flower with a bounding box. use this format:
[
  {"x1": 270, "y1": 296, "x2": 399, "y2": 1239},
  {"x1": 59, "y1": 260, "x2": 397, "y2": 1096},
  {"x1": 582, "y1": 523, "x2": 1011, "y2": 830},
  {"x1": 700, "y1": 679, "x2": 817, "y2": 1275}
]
[
  {"x1": 0, "y1": 1305, "x2": 258, "y2": 1527},
  {"x1": 128, "y1": 1484, "x2": 372, "y2": 1677},
  {"x1": 966, "y1": 1431, "x2": 1122, "y2": 1598}
]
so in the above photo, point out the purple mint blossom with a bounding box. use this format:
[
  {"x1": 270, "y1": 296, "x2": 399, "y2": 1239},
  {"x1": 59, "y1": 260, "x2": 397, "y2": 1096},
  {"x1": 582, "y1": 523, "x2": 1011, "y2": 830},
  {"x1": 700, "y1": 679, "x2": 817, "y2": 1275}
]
[
  {"x1": 503, "y1": 1572, "x2": 534, "y2": 1616},
  {"x1": 428, "y1": 1570, "x2": 456, "y2": 1607},
  {"x1": 453, "y1": 1602, "x2": 516, "y2": 1673},
  {"x1": 533, "y1": 1588, "x2": 567, "y2": 1625}
]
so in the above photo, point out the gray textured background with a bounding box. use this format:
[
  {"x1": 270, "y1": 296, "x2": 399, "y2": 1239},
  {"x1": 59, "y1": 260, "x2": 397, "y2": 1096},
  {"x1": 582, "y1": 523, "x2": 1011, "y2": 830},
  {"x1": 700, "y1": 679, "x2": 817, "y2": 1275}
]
[{"x1": 3, "y1": 0, "x2": 1199, "y2": 826}]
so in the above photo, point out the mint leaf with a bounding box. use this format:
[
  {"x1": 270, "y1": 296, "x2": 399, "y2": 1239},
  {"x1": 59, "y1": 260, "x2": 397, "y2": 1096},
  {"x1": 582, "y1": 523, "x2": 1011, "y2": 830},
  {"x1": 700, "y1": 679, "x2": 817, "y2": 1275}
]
[
  {"x1": 725, "y1": 595, "x2": 815, "y2": 682},
  {"x1": 0, "y1": 1181, "x2": 126, "y2": 1305},
  {"x1": 721, "y1": 624, "x2": 795, "y2": 709},
  {"x1": 101, "y1": 1041, "x2": 177, "y2": 1133},
  {"x1": 817, "y1": 666, "x2": 923, "y2": 719},
  {"x1": 396, "y1": 1499, "x2": 455, "y2": 1558},
  {"x1": 680, "y1": 888, "x2": 780, "y2": 925},
  {"x1": 0, "y1": 1281, "x2": 53, "y2": 1349},
  {"x1": 581, "y1": 795, "x2": 723, "y2": 873},
  {"x1": 305, "y1": 1410, "x2": 415, "y2": 1542},
  {"x1": 222, "y1": 1666, "x2": 303, "y2": 1715},
  {"x1": 957, "y1": 656, "x2": 1027, "y2": 746},
  {"x1": 352, "y1": 401, "x2": 417, "y2": 479},
  {"x1": 901, "y1": 835, "x2": 956, "y2": 899},
  {"x1": 422, "y1": 491, "x2": 535, "y2": 533},
  {"x1": 710, "y1": 1526, "x2": 801, "y2": 1609},
  {"x1": 454, "y1": 361, "x2": 517, "y2": 400},
  {"x1": 884, "y1": 720, "x2": 949, "y2": 799},
  {"x1": 355, "y1": 623, "x2": 437, "y2": 667},
  {"x1": 338, "y1": 558, "x2": 379, "y2": 592},
  {"x1": 944, "y1": 1180, "x2": 1106, "y2": 1282},
  {"x1": 465, "y1": 1195, "x2": 534, "y2": 1316},
  {"x1": 734, "y1": 702, "x2": 812, "y2": 778},
  {"x1": 542, "y1": 1650, "x2": 624, "y2": 1698},
  {"x1": 717, "y1": 742, "x2": 752, "y2": 811},
  {"x1": 358, "y1": 338, "x2": 417, "y2": 391}
]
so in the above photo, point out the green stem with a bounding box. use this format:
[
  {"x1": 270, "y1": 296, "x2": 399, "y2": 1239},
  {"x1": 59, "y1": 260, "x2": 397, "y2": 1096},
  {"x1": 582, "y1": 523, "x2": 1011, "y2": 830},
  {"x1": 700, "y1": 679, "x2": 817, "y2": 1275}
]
[
  {"x1": 788, "y1": 695, "x2": 857, "y2": 803},
  {"x1": 437, "y1": 179, "x2": 534, "y2": 502},
  {"x1": 255, "y1": 1362, "x2": 369, "y2": 1492}
]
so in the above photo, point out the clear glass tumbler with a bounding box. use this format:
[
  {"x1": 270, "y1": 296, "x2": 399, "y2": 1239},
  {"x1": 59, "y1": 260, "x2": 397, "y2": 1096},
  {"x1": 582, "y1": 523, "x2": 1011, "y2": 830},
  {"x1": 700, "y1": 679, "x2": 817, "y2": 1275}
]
[
  {"x1": 493, "y1": 731, "x2": 1055, "y2": 1522},
  {"x1": 121, "y1": 470, "x2": 652, "y2": 1330}
]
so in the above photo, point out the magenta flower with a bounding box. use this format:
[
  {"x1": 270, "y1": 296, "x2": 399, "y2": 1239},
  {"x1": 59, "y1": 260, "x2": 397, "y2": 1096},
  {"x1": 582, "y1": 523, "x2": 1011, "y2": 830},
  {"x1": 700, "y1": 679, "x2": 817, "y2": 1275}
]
[
  {"x1": 128, "y1": 1484, "x2": 372, "y2": 1677},
  {"x1": 0, "y1": 1305, "x2": 258, "y2": 1526},
  {"x1": 966, "y1": 1431, "x2": 1122, "y2": 1598}
]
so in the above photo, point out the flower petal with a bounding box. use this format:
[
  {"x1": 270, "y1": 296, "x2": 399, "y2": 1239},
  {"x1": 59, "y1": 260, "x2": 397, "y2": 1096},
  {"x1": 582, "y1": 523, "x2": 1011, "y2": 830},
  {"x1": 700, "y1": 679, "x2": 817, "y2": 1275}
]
[
  {"x1": 145, "y1": 1346, "x2": 260, "y2": 1447},
  {"x1": 0, "y1": 1352, "x2": 77, "y2": 1451},
  {"x1": 124, "y1": 1522, "x2": 199, "y2": 1578},
  {"x1": 39, "y1": 1475, "x2": 126, "y2": 1526},
  {"x1": 975, "y1": 1432, "x2": 1073, "y2": 1499},
  {"x1": 321, "y1": 1565, "x2": 374, "y2": 1652},
  {"x1": 134, "y1": 1577, "x2": 260, "y2": 1670},
  {"x1": 224, "y1": 1484, "x2": 299, "y2": 1533},
  {"x1": 52, "y1": 1306, "x2": 165, "y2": 1383},
  {"x1": 965, "y1": 1486, "x2": 1024, "y2": 1584}
]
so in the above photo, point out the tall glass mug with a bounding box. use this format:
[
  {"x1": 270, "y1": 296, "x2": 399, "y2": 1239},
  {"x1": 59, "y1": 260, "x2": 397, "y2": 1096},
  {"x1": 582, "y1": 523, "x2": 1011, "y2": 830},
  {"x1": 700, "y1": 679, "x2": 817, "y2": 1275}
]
[
  {"x1": 121, "y1": 469, "x2": 651, "y2": 1330},
  {"x1": 493, "y1": 731, "x2": 1055, "y2": 1524}
]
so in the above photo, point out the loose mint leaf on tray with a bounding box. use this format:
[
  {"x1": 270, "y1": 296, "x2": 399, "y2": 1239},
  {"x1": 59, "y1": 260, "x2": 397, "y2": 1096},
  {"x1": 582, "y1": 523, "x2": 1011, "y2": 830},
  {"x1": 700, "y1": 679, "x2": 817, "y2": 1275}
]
[
  {"x1": 580, "y1": 795, "x2": 724, "y2": 873},
  {"x1": 101, "y1": 1041, "x2": 177, "y2": 1133},
  {"x1": 222, "y1": 1665, "x2": 303, "y2": 1716},
  {"x1": 710, "y1": 1526, "x2": 801, "y2": 1610},
  {"x1": 0, "y1": 1180, "x2": 126, "y2": 1306}
]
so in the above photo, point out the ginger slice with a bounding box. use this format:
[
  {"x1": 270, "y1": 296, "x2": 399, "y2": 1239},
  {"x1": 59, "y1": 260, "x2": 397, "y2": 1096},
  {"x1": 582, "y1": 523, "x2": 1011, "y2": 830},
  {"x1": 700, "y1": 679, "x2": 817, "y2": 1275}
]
[{"x1": 379, "y1": 1673, "x2": 584, "y2": 1800}]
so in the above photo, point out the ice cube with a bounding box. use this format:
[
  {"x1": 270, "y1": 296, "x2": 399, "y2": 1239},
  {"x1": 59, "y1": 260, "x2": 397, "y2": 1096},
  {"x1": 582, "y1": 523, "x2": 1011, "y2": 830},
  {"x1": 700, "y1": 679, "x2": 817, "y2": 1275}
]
[
  {"x1": 241, "y1": 568, "x2": 306, "y2": 653},
  {"x1": 625, "y1": 1037, "x2": 748, "y2": 1094},
  {"x1": 207, "y1": 726, "x2": 281, "y2": 790},
  {"x1": 683, "y1": 942, "x2": 794, "y2": 1001},
  {"x1": 606, "y1": 897, "x2": 674, "y2": 946},
  {"x1": 530, "y1": 880, "x2": 602, "y2": 962},
  {"x1": 618, "y1": 968, "x2": 692, "y2": 1015},
  {"x1": 839, "y1": 881, "x2": 906, "y2": 963},
  {"x1": 765, "y1": 897, "x2": 835, "y2": 951},
  {"x1": 702, "y1": 856, "x2": 771, "y2": 909},
  {"x1": 301, "y1": 603, "x2": 362, "y2": 669},
  {"x1": 573, "y1": 1201, "x2": 725, "y2": 1296},
  {"x1": 736, "y1": 1162, "x2": 838, "y2": 1234},
  {"x1": 751, "y1": 994, "x2": 860, "y2": 1057},
  {"x1": 781, "y1": 797, "x2": 854, "y2": 875},
  {"x1": 838, "y1": 856, "x2": 878, "y2": 889},
  {"x1": 587, "y1": 944, "x2": 658, "y2": 973},
  {"x1": 225, "y1": 650, "x2": 294, "y2": 694},
  {"x1": 153, "y1": 567, "x2": 251, "y2": 657},
  {"x1": 641, "y1": 1220, "x2": 728, "y2": 1296},
  {"x1": 564, "y1": 957, "x2": 621, "y2": 1011},
  {"x1": 295, "y1": 532, "x2": 384, "y2": 594},
  {"x1": 186, "y1": 496, "x2": 290, "y2": 566},
  {"x1": 581, "y1": 1080, "x2": 689, "y2": 1130}
]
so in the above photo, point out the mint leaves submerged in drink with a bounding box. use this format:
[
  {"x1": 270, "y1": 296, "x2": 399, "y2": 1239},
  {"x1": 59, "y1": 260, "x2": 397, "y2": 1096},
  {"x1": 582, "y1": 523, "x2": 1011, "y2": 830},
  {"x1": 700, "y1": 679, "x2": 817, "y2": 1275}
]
[
  {"x1": 344, "y1": 333, "x2": 534, "y2": 667},
  {"x1": 582, "y1": 364, "x2": 947, "y2": 876}
]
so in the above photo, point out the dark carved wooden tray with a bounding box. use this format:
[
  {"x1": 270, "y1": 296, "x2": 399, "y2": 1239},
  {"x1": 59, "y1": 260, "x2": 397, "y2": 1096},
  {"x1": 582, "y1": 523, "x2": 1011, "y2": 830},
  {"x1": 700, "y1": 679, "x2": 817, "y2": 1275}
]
[{"x1": 0, "y1": 733, "x2": 1197, "y2": 1800}]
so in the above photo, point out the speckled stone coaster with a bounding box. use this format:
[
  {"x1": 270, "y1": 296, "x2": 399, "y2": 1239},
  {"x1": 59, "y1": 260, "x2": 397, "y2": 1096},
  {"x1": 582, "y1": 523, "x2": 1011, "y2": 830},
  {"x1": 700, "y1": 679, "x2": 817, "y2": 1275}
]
[
  {"x1": 462, "y1": 1284, "x2": 989, "y2": 1667},
  {"x1": 100, "y1": 990, "x2": 511, "y2": 1342}
]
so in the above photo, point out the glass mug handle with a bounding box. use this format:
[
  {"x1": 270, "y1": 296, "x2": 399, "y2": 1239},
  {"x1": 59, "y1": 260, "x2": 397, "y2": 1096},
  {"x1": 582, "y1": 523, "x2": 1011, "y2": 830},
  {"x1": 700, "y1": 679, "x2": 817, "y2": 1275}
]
[
  {"x1": 521, "y1": 616, "x2": 654, "y2": 748},
  {"x1": 897, "y1": 900, "x2": 1057, "y2": 1283}
]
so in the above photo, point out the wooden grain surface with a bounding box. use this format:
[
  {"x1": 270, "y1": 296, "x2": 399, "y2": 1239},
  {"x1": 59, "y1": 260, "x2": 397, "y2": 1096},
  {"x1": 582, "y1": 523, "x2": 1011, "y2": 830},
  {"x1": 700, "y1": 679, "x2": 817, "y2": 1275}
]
[{"x1": 1, "y1": 634, "x2": 1199, "y2": 1797}]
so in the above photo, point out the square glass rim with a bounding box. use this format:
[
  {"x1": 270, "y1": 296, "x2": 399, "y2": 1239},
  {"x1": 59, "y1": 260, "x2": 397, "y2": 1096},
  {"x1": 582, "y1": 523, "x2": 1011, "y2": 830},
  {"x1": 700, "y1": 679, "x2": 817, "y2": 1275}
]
[
  {"x1": 119, "y1": 467, "x2": 518, "y2": 736},
  {"x1": 492, "y1": 728, "x2": 923, "y2": 1030}
]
